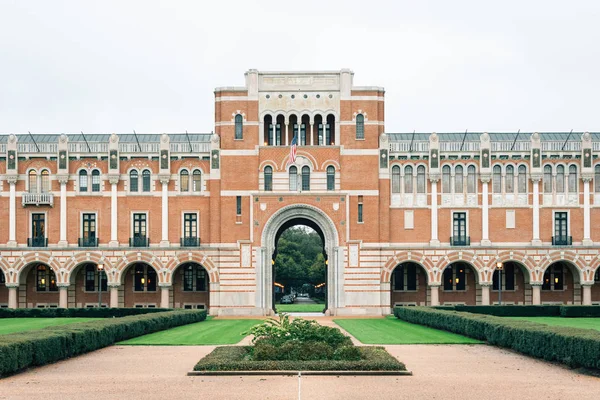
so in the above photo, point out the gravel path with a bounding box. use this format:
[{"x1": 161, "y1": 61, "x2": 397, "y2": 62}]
[{"x1": 2, "y1": 344, "x2": 599, "y2": 399}]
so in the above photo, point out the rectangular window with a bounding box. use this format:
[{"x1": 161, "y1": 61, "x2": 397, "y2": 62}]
[
  {"x1": 300, "y1": 124, "x2": 306, "y2": 146},
  {"x1": 318, "y1": 124, "x2": 323, "y2": 145},
  {"x1": 276, "y1": 124, "x2": 281, "y2": 146},
  {"x1": 236, "y1": 196, "x2": 242, "y2": 216},
  {"x1": 183, "y1": 268, "x2": 194, "y2": 291},
  {"x1": 92, "y1": 172, "x2": 100, "y2": 192},
  {"x1": 358, "y1": 196, "x2": 363, "y2": 223},
  {"x1": 32, "y1": 213, "x2": 45, "y2": 239},
  {"x1": 82, "y1": 213, "x2": 96, "y2": 243},
  {"x1": 452, "y1": 212, "x2": 467, "y2": 244},
  {"x1": 406, "y1": 264, "x2": 417, "y2": 291},
  {"x1": 393, "y1": 267, "x2": 404, "y2": 291},
  {"x1": 184, "y1": 213, "x2": 197, "y2": 239},
  {"x1": 133, "y1": 213, "x2": 147, "y2": 237},
  {"x1": 554, "y1": 212, "x2": 568, "y2": 241}
]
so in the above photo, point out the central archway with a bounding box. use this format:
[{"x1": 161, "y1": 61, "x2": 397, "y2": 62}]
[{"x1": 260, "y1": 204, "x2": 340, "y2": 316}]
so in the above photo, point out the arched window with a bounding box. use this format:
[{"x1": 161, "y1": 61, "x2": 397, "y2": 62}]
[
  {"x1": 264, "y1": 166, "x2": 273, "y2": 191},
  {"x1": 556, "y1": 165, "x2": 565, "y2": 193},
  {"x1": 40, "y1": 170, "x2": 50, "y2": 193},
  {"x1": 543, "y1": 165, "x2": 553, "y2": 193},
  {"x1": 36, "y1": 264, "x2": 57, "y2": 292},
  {"x1": 467, "y1": 165, "x2": 476, "y2": 193},
  {"x1": 28, "y1": 170, "x2": 38, "y2": 193},
  {"x1": 518, "y1": 165, "x2": 527, "y2": 193},
  {"x1": 301, "y1": 166, "x2": 310, "y2": 191},
  {"x1": 404, "y1": 166, "x2": 413, "y2": 193},
  {"x1": 442, "y1": 165, "x2": 451, "y2": 193},
  {"x1": 79, "y1": 170, "x2": 88, "y2": 192},
  {"x1": 130, "y1": 170, "x2": 139, "y2": 192},
  {"x1": 505, "y1": 165, "x2": 514, "y2": 193},
  {"x1": 355, "y1": 114, "x2": 364, "y2": 139},
  {"x1": 568, "y1": 165, "x2": 577, "y2": 193},
  {"x1": 180, "y1": 170, "x2": 189, "y2": 192},
  {"x1": 454, "y1": 165, "x2": 463, "y2": 194},
  {"x1": 91, "y1": 170, "x2": 100, "y2": 192},
  {"x1": 326, "y1": 166, "x2": 335, "y2": 191},
  {"x1": 142, "y1": 169, "x2": 151, "y2": 192},
  {"x1": 182, "y1": 264, "x2": 208, "y2": 292},
  {"x1": 492, "y1": 165, "x2": 502, "y2": 193},
  {"x1": 192, "y1": 170, "x2": 202, "y2": 192},
  {"x1": 235, "y1": 114, "x2": 243, "y2": 140},
  {"x1": 289, "y1": 166, "x2": 297, "y2": 191},
  {"x1": 392, "y1": 165, "x2": 401, "y2": 193},
  {"x1": 595, "y1": 165, "x2": 600, "y2": 193},
  {"x1": 417, "y1": 166, "x2": 426, "y2": 193}
]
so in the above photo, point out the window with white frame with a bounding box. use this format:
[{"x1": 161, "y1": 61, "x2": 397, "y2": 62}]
[
  {"x1": 192, "y1": 170, "x2": 202, "y2": 192},
  {"x1": 355, "y1": 114, "x2": 364, "y2": 139},
  {"x1": 91, "y1": 170, "x2": 100, "y2": 192},
  {"x1": 142, "y1": 169, "x2": 151, "y2": 192},
  {"x1": 543, "y1": 164, "x2": 579, "y2": 206},
  {"x1": 391, "y1": 164, "x2": 428, "y2": 207},
  {"x1": 391, "y1": 165, "x2": 401, "y2": 194},
  {"x1": 441, "y1": 164, "x2": 477, "y2": 207},
  {"x1": 234, "y1": 114, "x2": 243, "y2": 140},
  {"x1": 180, "y1": 170, "x2": 189, "y2": 192},
  {"x1": 326, "y1": 166, "x2": 335, "y2": 191},
  {"x1": 79, "y1": 170, "x2": 88, "y2": 192},
  {"x1": 28, "y1": 169, "x2": 51, "y2": 193},
  {"x1": 492, "y1": 164, "x2": 528, "y2": 206},
  {"x1": 264, "y1": 166, "x2": 273, "y2": 191},
  {"x1": 289, "y1": 166, "x2": 297, "y2": 191},
  {"x1": 130, "y1": 170, "x2": 139, "y2": 192}
]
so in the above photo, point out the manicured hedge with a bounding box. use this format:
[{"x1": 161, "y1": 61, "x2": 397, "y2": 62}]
[
  {"x1": 560, "y1": 306, "x2": 600, "y2": 318},
  {"x1": 0, "y1": 309, "x2": 207, "y2": 377},
  {"x1": 395, "y1": 307, "x2": 600, "y2": 370},
  {"x1": 451, "y1": 305, "x2": 561, "y2": 317},
  {"x1": 0, "y1": 308, "x2": 172, "y2": 319},
  {"x1": 194, "y1": 346, "x2": 406, "y2": 371}
]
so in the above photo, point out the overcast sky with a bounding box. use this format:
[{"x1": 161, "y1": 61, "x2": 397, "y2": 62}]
[{"x1": 1, "y1": 0, "x2": 598, "y2": 135}]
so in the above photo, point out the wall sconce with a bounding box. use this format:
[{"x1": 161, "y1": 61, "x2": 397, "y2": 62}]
[
  {"x1": 496, "y1": 262, "x2": 504, "y2": 270},
  {"x1": 554, "y1": 277, "x2": 559, "y2": 284},
  {"x1": 141, "y1": 277, "x2": 145, "y2": 285},
  {"x1": 455, "y1": 278, "x2": 460, "y2": 284}
]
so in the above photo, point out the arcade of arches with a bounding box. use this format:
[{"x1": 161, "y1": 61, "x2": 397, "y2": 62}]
[{"x1": 390, "y1": 260, "x2": 600, "y2": 307}]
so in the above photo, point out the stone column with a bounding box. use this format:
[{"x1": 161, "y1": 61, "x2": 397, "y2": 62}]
[
  {"x1": 7, "y1": 176, "x2": 17, "y2": 247},
  {"x1": 109, "y1": 283, "x2": 120, "y2": 308},
  {"x1": 58, "y1": 176, "x2": 69, "y2": 247},
  {"x1": 109, "y1": 176, "x2": 119, "y2": 247},
  {"x1": 6, "y1": 283, "x2": 18, "y2": 309},
  {"x1": 583, "y1": 178, "x2": 592, "y2": 246},
  {"x1": 532, "y1": 177, "x2": 542, "y2": 245},
  {"x1": 285, "y1": 123, "x2": 289, "y2": 146},
  {"x1": 429, "y1": 284, "x2": 440, "y2": 306},
  {"x1": 160, "y1": 176, "x2": 170, "y2": 247},
  {"x1": 271, "y1": 120, "x2": 276, "y2": 145},
  {"x1": 480, "y1": 283, "x2": 491, "y2": 305},
  {"x1": 531, "y1": 284, "x2": 542, "y2": 305},
  {"x1": 58, "y1": 283, "x2": 69, "y2": 308},
  {"x1": 310, "y1": 122, "x2": 314, "y2": 146},
  {"x1": 430, "y1": 178, "x2": 440, "y2": 246},
  {"x1": 582, "y1": 284, "x2": 592, "y2": 305},
  {"x1": 481, "y1": 177, "x2": 491, "y2": 246},
  {"x1": 160, "y1": 284, "x2": 171, "y2": 309}
]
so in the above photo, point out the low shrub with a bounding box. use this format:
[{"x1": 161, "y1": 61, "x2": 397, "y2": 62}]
[
  {"x1": 194, "y1": 346, "x2": 406, "y2": 371},
  {"x1": 333, "y1": 345, "x2": 362, "y2": 361},
  {"x1": 0, "y1": 308, "x2": 171, "y2": 319},
  {"x1": 0, "y1": 309, "x2": 207, "y2": 377},
  {"x1": 394, "y1": 307, "x2": 600, "y2": 370},
  {"x1": 253, "y1": 340, "x2": 334, "y2": 361},
  {"x1": 560, "y1": 306, "x2": 600, "y2": 318},
  {"x1": 451, "y1": 305, "x2": 561, "y2": 317}
]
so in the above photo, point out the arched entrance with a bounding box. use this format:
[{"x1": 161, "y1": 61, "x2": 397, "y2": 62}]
[
  {"x1": 19, "y1": 262, "x2": 59, "y2": 308},
  {"x1": 491, "y1": 261, "x2": 531, "y2": 305},
  {"x1": 122, "y1": 262, "x2": 161, "y2": 308},
  {"x1": 540, "y1": 261, "x2": 581, "y2": 304},
  {"x1": 70, "y1": 262, "x2": 108, "y2": 308},
  {"x1": 390, "y1": 262, "x2": 429, "y2": 307},
  {"x1": 439, "y1": 261, "x2": 478, "y2": 305},
  {"x1": 260, "y1": 205, "x2": 340, "y2": 316},
  {"x1": 172, "y1": 262, "x2": 210, "y2": 311}
]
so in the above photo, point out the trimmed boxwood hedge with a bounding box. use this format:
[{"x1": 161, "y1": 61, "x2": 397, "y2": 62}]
[
  {"x1": 560, "y1": 306, "x2": 600, "y2": 318},
  {"x1": 0, "y1": 308, "x2": 171, "y2": 319},
  {"x1": 432, "y1": 305, "x2": 600, "y2": 318},
  {"x1": 395, "y1": 307, "x2": 600, "y2": 370},
  {"x1": 0, "y1": 309, "x2": 207, "y2": 377},
  {"x1": 194, "y1": 346, "x2": 406, "y2": 372}
]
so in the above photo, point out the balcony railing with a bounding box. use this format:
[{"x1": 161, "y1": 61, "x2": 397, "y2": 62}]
[
  {"x1": 129, "y1": 236, "x2": 149, "y2": 247},
  {"x1": 22, "y1": 192, "x2": 54, "y2": 207},
  {"x1": 450, "y1": 236, "x2": 470, "y2": 246},
  {"x1": 552, "y1": 236, "x2": 572, "y2": 246},
  {"x1": 78, "y1": 237, "x2": 99, "y2": 247},
  {"x1": 28, "y1": 237, "x2": 48, "y2": 247},
  {"x1": 180, "y1": 237, "x2": 200, "y2": 247}
]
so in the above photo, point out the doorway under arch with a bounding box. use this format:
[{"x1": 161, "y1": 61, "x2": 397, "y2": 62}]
[
  {"x1": 121, "y1": 262, "x2": 160, "y2": 308},
  {"x1": 172, "y1": 262, "x2": 210, "y2": 312},
  {"x1": 260, "y1": 205, "x2": 340, "y2": 316},
  {"x1": 390, "y1": 262, "x2": 429, "y2": 307}
]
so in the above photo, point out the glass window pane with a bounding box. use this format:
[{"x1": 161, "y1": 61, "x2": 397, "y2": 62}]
[
  {"x1": 392, "y1": 166, "x2": 401, "y2": 193},
  {"x1": 493, "y1": 165, "x2": 501, "y2": 193},
  {"x1": 417, "y1": 166, "x2": 426, "y2": 193},
  {"x1": 467, "y1": 165, "x2": 476, "y2": 193},
  {"x1": 91, "y1": 170, "x2": 100, "y2": 192},
  {"x1": 454, "y1": 166, "x2": 463, "y2": 193},
  {"x1": 556, "y1": 165, "x2": 565, "y2": 193},
  {"x1": 326, "y1": 166, "x2": 335, "y2": 191},
  {"x1": 264, "y1": 166, "x2": 273, "y2": 191},
  {"x1": 404, "y1": 166, "x2": 413, "y2": 193},
  {"x1": 355, "y1": 114, "x2": 364, "y2": 139},
  {"x1": 302, "y1": 166, "x2": 310, "y2": 191},
  {"x1": 142, "y1": 170, "x2": 151, "y2": 192},
  {"x1": 130, "y1": 170, "x2": 138, "y2": 192},
  {"x1": 192, "y1": 170, "x2": 202, "y2": 192},
  {"x1": 29, "y1": 170, "x2": 38, "y2": 193},
  {"x1": 518, "y1": 165, "x2": 527, "y2": 193},
  {"x1": 235, "y1": 114, "x2": 243, "y2": 140},
  {"x1": 442, "y1": 166, "x2": 451, "y2": 193},
  {"x1": 568, "y1": 165, "x2": 577, "y2": 193},
  {"x1": 543, "y1": 165, "x2": 553, "y2": 193},
  {"x1": 289, "y1": 166, "x2": 297, "y2": 191},
  {"x1": 505, "y1": 165, "x2": 514, "y2": 193},
  {"x1": 180, "y1": 170, "x2": 189, "y2": 192},
  {"x1": 79, "y1": 170, "x2": 88, "y2": 192}
]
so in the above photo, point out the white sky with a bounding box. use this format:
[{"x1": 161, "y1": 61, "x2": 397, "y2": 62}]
[{"x1": 1, "y1": 0, "x2": 599, "y2": 134}]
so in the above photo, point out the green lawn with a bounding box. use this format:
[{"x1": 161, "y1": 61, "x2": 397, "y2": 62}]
[
  {"x1": 276, "y1": 304, "x2": 325, "y2": 313},
  {"x1": 0, "y1": 318, "x2": 102, "y2": 335},
  {"x1": 118, "y1": 318, "x2": 259, "y2": 345},
  {"x1": 506, "y1": 317, "x2": 600, "y2": 331},
  {"x1": 334, "y1": 316, "x2": 483, "y2": 345}
]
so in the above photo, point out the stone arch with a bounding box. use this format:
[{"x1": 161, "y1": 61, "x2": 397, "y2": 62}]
[
  {"x1": 113, "y1": 252, "x2": 165, "y2": 284},
  {"x1": 63, "y1": 253, "x2": 115, "y2": 285},
  {"x1": 381, "y1": 251, "x2": 434, "y2": 284},
  {"x1": 164, "y1": 252, "x2": 219, "y2": 285},
  {"x1": 434, "y1": 251, "x2": 486, "y2": 284},
  {"x1": 536, "y1": 251, "x2": 585, "y2": 283},
  {"x1": 0, "y1": 257, "x2": 11, "y2": 283},
  {"x1": 260, "y1": 204, "x2": 340, "y2": 315},
  {"x1": 280, "y1": 152, "x2": 319, "y2": 171},
  {"x1": 586, "y1": 256, "x2": 600, "y2": 282},
  {"x1": 13, "y1": 253, "x2": 63, "y2": 284},
  {"x1": 485, "y1": 250, "x2": 536, "y2": 283}
]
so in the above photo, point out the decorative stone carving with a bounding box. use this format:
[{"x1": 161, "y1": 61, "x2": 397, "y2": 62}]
[
  {"x1": 110, "y1": 133, "x2": 119, "y2": 143},
  {"x1": 59, "y1": 133, "x2": 68, "y2": 144},
  {"x1": 8, "y1": 134, "x2": 16, "y2": 144},
  {"x1": 480, "y1": 132, "x2": 489, "y2": 143},
  {"x1": 430, "y1": 132, "x2": 438, "y2": 143}
]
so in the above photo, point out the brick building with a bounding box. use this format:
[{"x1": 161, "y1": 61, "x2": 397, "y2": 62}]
[{"x1": 0, "y1": 69, "x2": 599, "y2": 315}]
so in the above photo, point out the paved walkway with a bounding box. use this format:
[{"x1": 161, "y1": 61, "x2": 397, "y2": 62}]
[{"x1": 2, "y1": 343, "x2": 599, "y2": 399}]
